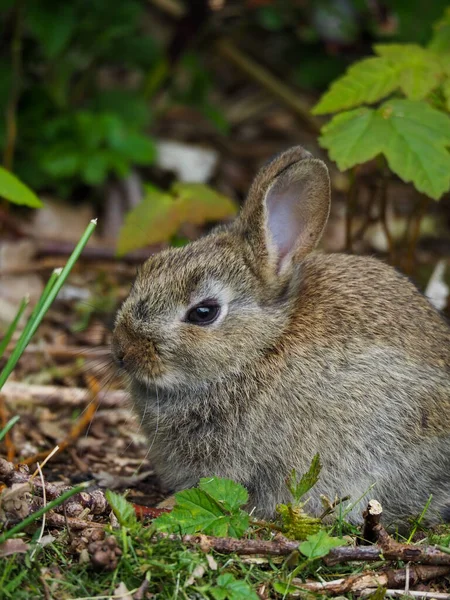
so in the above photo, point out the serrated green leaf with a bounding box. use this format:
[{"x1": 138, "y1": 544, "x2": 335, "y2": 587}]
[
  {"x1": 153, "y1": 483, "x2": 250, "y2": 538},
  {"x1": 375, "y1": 44, "x2": 443, "y2": 100},
  {"x1": 319, "y1": 99, "x2": 450, "y2": 199},
  {"x1": 319, "y1": 107, "x2": 387, "y2": 168},
  {"x1": 199, "y1": 477, "x2": 248, "y2": 512},
  {"x1": 299, "y1": 530, "x2": 346, "y2": 559},
  {"x1": 117, "y1": 183, "x2": 237, "y2": 256},
  {"x1": 429, "y1": 7, "x2": 450, "y2": 54},
  {"x1": 0, "y1": 167, "x2": 42, "y2": 208},
  {"x1": 210, "y1": 574, "x2": 259, "y2": 600},
  {"x1": 105, "y1": 490, "x2": 137, "y2": 528},
  {"x1": 312, "y1": 57, "x2": 399, "y2": 115},
  {"x1": 287, "y1": 454, "x2": 322, "y2": 502}
]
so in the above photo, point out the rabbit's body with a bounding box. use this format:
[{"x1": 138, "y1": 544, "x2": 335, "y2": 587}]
[{"x1": 114, "y1": 147, "x2": 450, "y2": 525}]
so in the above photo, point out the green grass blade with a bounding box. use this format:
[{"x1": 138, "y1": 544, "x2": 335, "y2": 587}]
[
  {"x1": 0, "y1": 415, "x2": 20, "y2": 442},
  {"x1": 0, "y1": 298, "x2": 29, "y2": 359},
  {"x1": 0, "y1": 219, "x2": 97, "y2": 390},
  {"x1": 0, "y1": 481, "x2": 91, "y2": 544}
]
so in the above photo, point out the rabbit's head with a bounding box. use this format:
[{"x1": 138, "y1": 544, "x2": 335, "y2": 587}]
[{"x1": 112, "y1": 147, "x2": 330, "y2": 390}]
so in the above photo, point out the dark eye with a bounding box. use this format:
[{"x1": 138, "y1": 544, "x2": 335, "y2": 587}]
[{"x1": 186, "y1": 302, "x2": 220, "y2": 325}]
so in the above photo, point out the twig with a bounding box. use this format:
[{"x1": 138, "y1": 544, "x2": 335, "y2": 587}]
[
  {"x1": 361, "y1": 499, "x2": 383, "y2": 544},
  {"x1": 3, "y1": 0, "x2": 23, "y2": 170},
  {"x1": 287, "y1": 565, "x2": 450, "y2": 596},
  {"x1": 345, "y1": 167, "x2": 358, "y2": 252},
  {"x1": 379, "y1": 172, "x2": 395, "y2": 262},
  {"x1": 216, "y1": 38, "x2": 321, "y2": 134},
  {"x1": 380, "y1": 592, "x2": 450, "y2": 599},
  {"x1": 404, "y1": 194, "x2": 431, "y2": 274},
  {"x1": 1, "y1": 382, "x2": 127, "y2": 408}
]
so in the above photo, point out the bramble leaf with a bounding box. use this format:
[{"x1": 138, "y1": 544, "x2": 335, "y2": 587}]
[
  {"x1": 199, "y1": 477, "x2": 248, "y2": 513},
  {"x1": 312, "y1": 57, "x2": 399, "y2": 115},
  {"x1": 287, "y1": 454, "x2": 322, "y2": 503},
  {"x1": 105, "y1": 490, "x2": 137, "y2": 528},
  {"x1": 319, "y1": 99, "x2": 450, "y2": 199},
  {"x1": 0, "y1": 167, "x2": 42, "y2": 208},
  {"x1": 374, "y1": 44, "x2": 443, "y2": 100},
  {"x1": 299, "y1": 530, "x2": 346, "y2": 559},
  {"x1": 210, "y1": 574, "x2": 259, "y2": 600},
  {"x1": 117, "y1": 183, "x2": 237, "y2": 255},
  {"x1": 153, "y1": 478, "x2": 250, "y2": 538}
]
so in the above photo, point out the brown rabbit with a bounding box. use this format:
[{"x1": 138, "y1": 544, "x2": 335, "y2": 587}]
[{"x1": 113, "y1": 146, "x2": 450, "y2": 526}]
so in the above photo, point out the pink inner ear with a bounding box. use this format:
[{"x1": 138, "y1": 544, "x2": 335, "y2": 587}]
[{"x1": 266, "y1": 178, "x2": 306, "y2": 262}]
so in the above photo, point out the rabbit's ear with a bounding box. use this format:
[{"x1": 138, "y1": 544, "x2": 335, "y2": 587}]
[{"x1": 239, "y1": 147, "x2": 330, "y2": 277}]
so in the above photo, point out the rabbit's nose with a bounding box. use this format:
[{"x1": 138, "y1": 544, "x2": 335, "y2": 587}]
[{"x1": 115, "y1": 350, "x2": 125, "y2": 369}]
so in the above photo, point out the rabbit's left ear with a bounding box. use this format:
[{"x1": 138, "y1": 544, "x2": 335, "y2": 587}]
[{"x1": 238, "y1": 147, "x2": 331, "y2": 277}]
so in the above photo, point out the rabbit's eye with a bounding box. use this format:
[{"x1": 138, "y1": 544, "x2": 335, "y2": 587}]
[{"x1": 185, "y1": 302, "x2": 220, "y2": 325}]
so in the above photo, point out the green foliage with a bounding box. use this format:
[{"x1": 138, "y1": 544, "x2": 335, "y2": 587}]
[
  {"x1": 320, "y1": 99, "x2": 450, "y2": 199},
  {"x1": 276, "y1": 454, "x2": 322, "y2": 540},
  {"x1": 286, "y1": 453, "x2": 322, "y2": 503},
  {"x1": 105, "y1": 490, "x2": 137, "y2": 529},
  {"x1": 314, "y1": 7, "x2": 450, "y2": 200},
  {"x1": 210, "y1": 573, "x2": 259, "y2": 600},
  {"x1": 153, "y1": 477, "x2": 249, "y2": 538},
  {"x1": 38, "y1": 111, "x2": 156, "y2": 187},
  {"x1": 0, "y1": 1, "x2": 223, "y2": 197},
  {"x1": 298, "y1": 529, "x2": 346, "y2": 559},
  {"x1": 0, "y1": 167, "x2": 42, "y2": 207},
  {"x1": 117, "y1": 182, "x2": 238, "y2": 255}
]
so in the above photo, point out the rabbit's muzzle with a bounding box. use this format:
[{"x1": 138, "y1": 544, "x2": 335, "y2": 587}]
[{"x1": 112, "y1": 323, "x2": 164, "y2": 380}]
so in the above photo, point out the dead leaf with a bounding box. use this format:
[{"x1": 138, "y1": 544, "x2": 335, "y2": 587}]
[
  {"x1": 113, "y1": 581, "x2": 133, "y2": 600},
  {"x1": 0, "y1": 538, "x2": 30, "y2": 557}
]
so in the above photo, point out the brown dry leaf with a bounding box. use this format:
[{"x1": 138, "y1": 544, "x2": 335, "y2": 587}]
[{"x1": 0, "y1": 538, "x2": 30, "y2": 557}]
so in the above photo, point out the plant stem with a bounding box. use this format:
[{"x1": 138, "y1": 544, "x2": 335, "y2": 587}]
[
  {"x1": 0, "y1": 415, "x2": 20, "y2": 442},
  {"x1": 3, "y1": 0, "x2": 24, "y2": 170},
  {"x1": 0, "y1": 219, "x2": 97, "y2": 390},
  {"x1": 0, "y1": 297, "x2": 28, "y2": 358}
]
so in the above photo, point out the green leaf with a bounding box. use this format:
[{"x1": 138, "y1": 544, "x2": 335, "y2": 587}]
[
  {"x1": 374, "y1": 44, "x2": 443, "y2": 100},
  {"x1": 170, "y1": 182, "x2": 238, "y2": 225},
  {"x1": 312, "y1": 57, "x2": 399, "y2": 115},
  {"x1": 210, "y1": 574, "x2": 259, "y2": 600},
  {"x1": 153, "y1": 478, "x2": 250, "y2": 538},
  {"x1": 117, "y1": 183, "x2": 237, "y2": 256},
  {"x1": 299, "y1": 530, "x2": 346, "y2": 560},
  {"x1": 199, "y1": 477, "x2": 248, "y2": 513},
  {"x1": 0, "y1": 167, "x2": 42, "y2": 207},
  {"x1": 105, "y1": 490, "x2": 137, "y2": 528},
  {"x1": 429, "y1": 7, "x2": 450, "y2": 54},
  {"x1": 287, "y1": 454, "x2": 322, "y2": 503},
  {"x1": 319, "y1": 100, "x2": 450, "y2": 199}
]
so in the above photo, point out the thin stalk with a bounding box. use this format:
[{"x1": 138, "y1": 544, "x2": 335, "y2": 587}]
[
  {"x1": 0, "y1": 415, "x2": 20, "y2": 442},
  {"x1": 0, "y1": 219, "x2": 97, "y2": 390},
  {"x1": 0, "y1": 481, "x2": 90, "y2": 544},
  {"x1": 0, "y1": 296, "x2": 28, "y2": 358}
]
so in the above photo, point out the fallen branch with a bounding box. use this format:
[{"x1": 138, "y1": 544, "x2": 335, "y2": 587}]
[
  {"x1": 287, "y1": 565, "x2": 450, "y2": 596},
  {"x1": 1, "y1": 381, "x2": 127, "y2": 408},
  {"x1": 169, "y1": 531, "x2": 450, "y2": 566}
]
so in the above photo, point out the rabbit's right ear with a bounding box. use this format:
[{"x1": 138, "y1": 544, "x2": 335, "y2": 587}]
[{"x1": 237, "y1": 146, "x2": 330, "y2": 279}]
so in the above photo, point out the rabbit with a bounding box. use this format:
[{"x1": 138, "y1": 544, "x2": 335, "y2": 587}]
[{"x1": 112, "y1": 146, "x2": 450, "y2": 526}]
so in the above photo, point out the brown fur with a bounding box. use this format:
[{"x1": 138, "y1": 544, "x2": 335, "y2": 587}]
[{"x1": 113, "y1": 147, "x2": 450, "y2": 526}]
